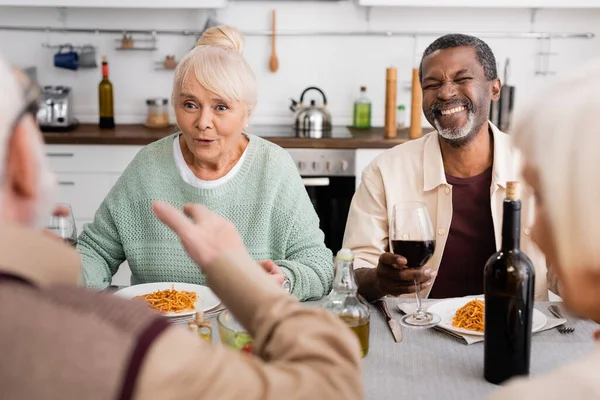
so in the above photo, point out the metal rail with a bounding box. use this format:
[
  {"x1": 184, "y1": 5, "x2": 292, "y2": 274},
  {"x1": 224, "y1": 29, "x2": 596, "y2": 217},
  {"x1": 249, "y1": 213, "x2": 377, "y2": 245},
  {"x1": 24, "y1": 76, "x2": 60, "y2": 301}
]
[{"x1": 0, "y1": 24, "x2": 594, "y2": 39}]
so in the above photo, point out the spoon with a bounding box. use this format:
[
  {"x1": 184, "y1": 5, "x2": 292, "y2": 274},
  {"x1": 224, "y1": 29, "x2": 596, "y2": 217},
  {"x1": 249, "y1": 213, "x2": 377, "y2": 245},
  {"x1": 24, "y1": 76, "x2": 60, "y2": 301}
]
[{"x1": 269, "y1": 10, "x2": 279, "y2": 73}]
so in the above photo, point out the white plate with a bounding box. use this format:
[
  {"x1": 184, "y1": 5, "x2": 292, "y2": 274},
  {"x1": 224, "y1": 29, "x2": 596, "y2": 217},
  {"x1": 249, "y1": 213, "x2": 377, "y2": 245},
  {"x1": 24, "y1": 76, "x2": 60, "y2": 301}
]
[
  {"x1": 115, "y1": 282, "x2": 221, "y2": 318},
  {"x1": 427, "y1": 296, "x2": 547, "y2": 337}
]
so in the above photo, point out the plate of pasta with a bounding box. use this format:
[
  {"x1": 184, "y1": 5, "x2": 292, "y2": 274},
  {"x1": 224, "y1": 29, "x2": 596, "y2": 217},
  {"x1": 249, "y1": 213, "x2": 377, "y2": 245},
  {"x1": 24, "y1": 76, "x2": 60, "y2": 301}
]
[
  {"x1": 115, "y1": 283, "x2": 221, "y2": 318},
  {"x1": 427, "y1": 297, "x2": 547, "y2": 336}
]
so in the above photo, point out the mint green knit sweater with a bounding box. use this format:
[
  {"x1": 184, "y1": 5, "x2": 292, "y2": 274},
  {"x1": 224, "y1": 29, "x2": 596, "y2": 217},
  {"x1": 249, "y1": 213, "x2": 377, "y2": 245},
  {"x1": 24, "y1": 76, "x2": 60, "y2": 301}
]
[{"x1": 78, "y1": 134, "x2": 334, "y2": 301}]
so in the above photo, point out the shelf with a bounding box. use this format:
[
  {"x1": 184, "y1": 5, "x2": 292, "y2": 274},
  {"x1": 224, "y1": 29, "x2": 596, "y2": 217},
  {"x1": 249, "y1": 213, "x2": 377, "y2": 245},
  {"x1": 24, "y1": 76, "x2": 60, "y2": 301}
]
[
  {"x1": 0, "y1": 0, "x2": 227, "y2": 9},
  {"x1": 357, "y1": 0, "x2": 600, "y2": 8},
  {"x1": 116, "y1": 47, "x2": 157, "y2": 51}
]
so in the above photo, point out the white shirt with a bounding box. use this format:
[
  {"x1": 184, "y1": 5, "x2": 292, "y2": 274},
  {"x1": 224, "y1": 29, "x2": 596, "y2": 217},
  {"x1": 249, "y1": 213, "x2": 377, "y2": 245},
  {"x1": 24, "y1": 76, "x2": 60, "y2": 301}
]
[
  {"x1": 173, "y1": 134, "x2": 248, "y2": 189},
  {"x1": 342, "y1": 123, "x2": 550, "y2": 301}
]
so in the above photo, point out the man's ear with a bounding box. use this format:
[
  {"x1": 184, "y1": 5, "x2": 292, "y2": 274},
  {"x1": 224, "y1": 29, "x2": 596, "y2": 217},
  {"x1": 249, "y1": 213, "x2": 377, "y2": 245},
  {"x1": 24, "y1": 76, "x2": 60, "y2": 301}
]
[
  {"x1": 6, "y1": 119, "x2": 37, "y2": 200},
  {"x1": 490, "y1": 78, "x2": 502, "y2": 102}
]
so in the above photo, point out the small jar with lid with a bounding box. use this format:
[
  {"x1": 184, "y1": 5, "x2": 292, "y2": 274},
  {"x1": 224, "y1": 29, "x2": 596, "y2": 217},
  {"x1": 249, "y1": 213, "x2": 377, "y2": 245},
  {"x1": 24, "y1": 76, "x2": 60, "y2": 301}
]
[{"x1": 145, "y1": 98, "x2": 170, "y2": 129}]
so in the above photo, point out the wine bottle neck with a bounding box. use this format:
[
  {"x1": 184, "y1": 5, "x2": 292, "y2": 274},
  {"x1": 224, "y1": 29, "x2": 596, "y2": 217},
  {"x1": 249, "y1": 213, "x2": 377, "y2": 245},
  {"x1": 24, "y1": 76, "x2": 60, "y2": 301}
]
[
  {"x1": 102, "y1": 63, "x2": 109, "y2": 78},
  {"x1": 501, "y1": 199, "x2": 521, "y2": 252}
]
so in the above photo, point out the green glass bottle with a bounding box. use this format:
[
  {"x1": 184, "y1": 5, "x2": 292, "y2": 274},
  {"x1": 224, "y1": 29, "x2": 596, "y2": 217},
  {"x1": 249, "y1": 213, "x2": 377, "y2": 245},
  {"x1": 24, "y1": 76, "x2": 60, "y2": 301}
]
[
  {"x1": 353, "y1": 86, "x2": 371, "y2": 129},
  {"x1": 98, "y1": 56, "x2": 115, "y2": 129}
]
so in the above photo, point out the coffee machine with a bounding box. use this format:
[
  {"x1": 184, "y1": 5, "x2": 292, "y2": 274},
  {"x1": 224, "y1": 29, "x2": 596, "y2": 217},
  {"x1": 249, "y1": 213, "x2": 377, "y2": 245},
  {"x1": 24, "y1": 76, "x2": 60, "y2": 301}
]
[{"x1": 36, "y1": 86, "x2": 78, "y2": 131}]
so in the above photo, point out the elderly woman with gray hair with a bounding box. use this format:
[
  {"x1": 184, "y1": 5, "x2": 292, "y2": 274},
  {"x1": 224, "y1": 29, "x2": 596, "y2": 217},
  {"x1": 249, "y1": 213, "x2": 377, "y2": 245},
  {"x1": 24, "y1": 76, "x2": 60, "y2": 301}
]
[
  {"x1": 486, "y1": 61, "x2": 600, "y2": 399},
  {"x1": 78, "y1": 26, "x2": 334, "y2": 300}
]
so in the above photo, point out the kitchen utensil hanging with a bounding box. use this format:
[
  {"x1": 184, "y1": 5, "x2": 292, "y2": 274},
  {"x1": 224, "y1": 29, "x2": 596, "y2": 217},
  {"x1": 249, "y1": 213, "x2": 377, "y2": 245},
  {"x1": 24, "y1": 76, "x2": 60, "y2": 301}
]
[
  {"x1": 154, "y1": 55, "x2": 178, "y2": 70},
  {"x1": 269, "y1": 10, "x2": 279, "y2": 73},
  {"x1": 535, "y1": 38, "x2": 557, "y2": 76},
  {"x1": 490, "y1": 58, "x2": 515, "y2": 131},
  {"x1": 115, "y1": 31, "x2": 158, "y2": 51}
]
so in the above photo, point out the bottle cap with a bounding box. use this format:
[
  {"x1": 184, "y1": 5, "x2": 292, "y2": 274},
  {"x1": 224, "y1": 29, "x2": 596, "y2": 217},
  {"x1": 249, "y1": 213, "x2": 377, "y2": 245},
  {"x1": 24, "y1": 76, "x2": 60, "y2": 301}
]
[
  {"x1": 397, "y1": 105, "x2": 405, "y2": 110},
  {"x1": 336, "y1": 248, "x2": 354, "y2": 261},
  {"x1": 506, "y1": 181, "x2": 520, "y2": 201},
  {"x1": 360, "y1": 86, "x2": 366, "y2": 92},
  {"x1": 102, "y1": 56, "x2": 108, "y2": 63}
]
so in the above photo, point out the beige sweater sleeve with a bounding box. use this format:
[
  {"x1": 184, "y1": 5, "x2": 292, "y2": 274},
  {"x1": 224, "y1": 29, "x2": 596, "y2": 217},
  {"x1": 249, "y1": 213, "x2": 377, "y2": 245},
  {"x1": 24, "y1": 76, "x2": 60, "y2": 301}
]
[
  {"x1": 134, "y1": 251, "x2": 363, "y2": 400},
  {"x1": 342, "y1": 164, "x2": 390, "y2": 270}
]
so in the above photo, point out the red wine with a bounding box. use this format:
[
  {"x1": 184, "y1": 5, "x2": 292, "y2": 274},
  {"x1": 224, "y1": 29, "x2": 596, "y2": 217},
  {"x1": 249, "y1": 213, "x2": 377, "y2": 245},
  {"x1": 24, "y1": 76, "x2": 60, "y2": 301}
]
[
  {"x1": 484, "y1": 182, "x2": 535, "y2": 385},
  {"x1": 391, "y1": 240, "x2": 435, "y2": 268}
]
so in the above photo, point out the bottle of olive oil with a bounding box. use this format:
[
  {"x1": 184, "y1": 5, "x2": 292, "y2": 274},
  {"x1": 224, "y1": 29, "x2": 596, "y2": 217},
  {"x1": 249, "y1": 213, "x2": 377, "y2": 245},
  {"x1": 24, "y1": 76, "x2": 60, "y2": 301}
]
[
  {"x1": 195, "y1": 311, "x2": 212, "y2": 343},
  {"x1": 98, "y1": 56, "x2": 115, "y2": 129},
  {"x1": 322, "y1": 248, "x2": 370, "y2": 357},
  {"x1": 353, "y1": 86, "x2": 371, "y2": 129}
]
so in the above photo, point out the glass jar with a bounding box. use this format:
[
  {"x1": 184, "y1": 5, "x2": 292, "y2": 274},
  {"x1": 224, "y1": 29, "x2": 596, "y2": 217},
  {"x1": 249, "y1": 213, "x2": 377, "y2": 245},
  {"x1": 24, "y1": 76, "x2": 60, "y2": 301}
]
[
  {"x1": 145, "y1": 98, "x2": 170, "y2": 129},
  {"x1": 396, "y1": 104, "x2": 407, "y2": 130},
  {"x1": 322, "y1": 248, "x2": 370, "y2": 357}
]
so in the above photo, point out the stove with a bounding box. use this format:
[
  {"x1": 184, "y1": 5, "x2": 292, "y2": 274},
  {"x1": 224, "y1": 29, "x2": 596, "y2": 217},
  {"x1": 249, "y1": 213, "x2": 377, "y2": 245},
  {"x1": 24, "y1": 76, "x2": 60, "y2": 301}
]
[
  {"x1": 246, "y1": 124, "x2": 353, "y2": 139},
  {"x1": 246, "y1": 124, "x2": 355, "y2": 177}
]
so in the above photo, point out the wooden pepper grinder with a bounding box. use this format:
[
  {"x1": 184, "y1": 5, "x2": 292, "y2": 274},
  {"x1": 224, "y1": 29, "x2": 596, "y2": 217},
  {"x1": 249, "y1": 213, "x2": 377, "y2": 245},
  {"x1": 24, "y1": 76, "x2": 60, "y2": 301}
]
[
  {"x1": 409, "y1": 67, "x2": 423, "y2": 139},
  {"x1": 384, "y1": 67, "x2": 398, "y2": 139}
]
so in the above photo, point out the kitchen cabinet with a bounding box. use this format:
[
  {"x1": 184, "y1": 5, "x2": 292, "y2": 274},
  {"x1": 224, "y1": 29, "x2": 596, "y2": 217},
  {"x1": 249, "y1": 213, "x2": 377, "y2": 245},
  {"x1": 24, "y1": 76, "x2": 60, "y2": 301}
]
[
  {"x1": 46, "y1": 144, "x2": 142, "y2": 287},
  {"x1": 357, "y1": 0, "x2": 600, "y2": 8},
  {"x1": 0, "y1": 0, "x2": 227, "y2": 8},
  {"x1": 355, "y1": 149, "x2": 386, "y2": 190}
]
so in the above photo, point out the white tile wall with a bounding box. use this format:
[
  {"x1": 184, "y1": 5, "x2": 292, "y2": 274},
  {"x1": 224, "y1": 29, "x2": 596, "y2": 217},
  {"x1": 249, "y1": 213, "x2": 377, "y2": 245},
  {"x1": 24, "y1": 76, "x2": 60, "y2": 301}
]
[{"x1": 0, "y1": 3, "x2": 599, "y2": 127}]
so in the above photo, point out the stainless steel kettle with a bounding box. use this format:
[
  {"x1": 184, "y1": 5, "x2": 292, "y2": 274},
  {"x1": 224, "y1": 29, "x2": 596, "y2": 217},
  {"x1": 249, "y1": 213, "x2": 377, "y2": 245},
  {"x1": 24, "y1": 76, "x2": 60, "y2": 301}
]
[{"x1": 290, "y1": 87, "x2": 332, "y2": 138}]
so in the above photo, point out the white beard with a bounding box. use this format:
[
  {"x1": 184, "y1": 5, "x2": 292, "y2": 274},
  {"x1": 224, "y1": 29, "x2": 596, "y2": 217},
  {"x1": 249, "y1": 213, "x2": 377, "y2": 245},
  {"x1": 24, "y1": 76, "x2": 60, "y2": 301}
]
[
  {"x1": 29, "y1": 128, "x2": 58, "y2": 230},
  {"x1": 434, "y1": 110, "x2": 476, "y2": 141}
]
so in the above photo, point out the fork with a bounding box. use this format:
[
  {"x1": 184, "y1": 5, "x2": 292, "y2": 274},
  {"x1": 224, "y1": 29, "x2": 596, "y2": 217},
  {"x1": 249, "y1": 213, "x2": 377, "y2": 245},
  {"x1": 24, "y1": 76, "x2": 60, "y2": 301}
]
[{"x1": 548, "y1": 305, "x2": 575, "y2": 334}]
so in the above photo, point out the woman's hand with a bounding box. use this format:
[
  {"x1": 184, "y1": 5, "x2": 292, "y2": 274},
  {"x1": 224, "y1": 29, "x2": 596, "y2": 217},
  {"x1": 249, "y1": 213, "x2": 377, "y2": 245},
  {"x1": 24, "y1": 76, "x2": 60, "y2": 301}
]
[{"x1": 258, "y1": 260, "x2": 286, "y2": 286}]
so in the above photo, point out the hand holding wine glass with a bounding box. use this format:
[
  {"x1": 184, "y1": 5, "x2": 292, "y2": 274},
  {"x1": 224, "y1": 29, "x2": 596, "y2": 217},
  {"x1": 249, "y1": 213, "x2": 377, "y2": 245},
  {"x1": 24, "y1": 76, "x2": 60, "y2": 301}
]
[
  {"x1": 374, "y1": 252, "x2": 436, "y2": 295},
  {"x1": 391, "y1": 201, "x2": 440, "y2": 328}
]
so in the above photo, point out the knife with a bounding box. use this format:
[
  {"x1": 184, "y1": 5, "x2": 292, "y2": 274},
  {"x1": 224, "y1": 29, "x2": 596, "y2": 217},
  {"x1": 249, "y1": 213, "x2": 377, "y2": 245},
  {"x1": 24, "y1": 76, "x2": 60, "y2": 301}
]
[{"x1": 375, "y1": 300, "x2": 403, "y2": 343}]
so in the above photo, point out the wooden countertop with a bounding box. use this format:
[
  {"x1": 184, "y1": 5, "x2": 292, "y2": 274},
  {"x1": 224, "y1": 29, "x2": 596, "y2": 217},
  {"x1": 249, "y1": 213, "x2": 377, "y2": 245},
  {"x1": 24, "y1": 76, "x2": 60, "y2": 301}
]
[{"x1": 42, "y1": 124, "x2": 434, "y2": 149}]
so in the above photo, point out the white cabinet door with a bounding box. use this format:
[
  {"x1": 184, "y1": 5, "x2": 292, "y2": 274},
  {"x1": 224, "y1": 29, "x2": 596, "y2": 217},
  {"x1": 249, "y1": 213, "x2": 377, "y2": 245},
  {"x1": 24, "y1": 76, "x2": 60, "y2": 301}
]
[
  {"x1": 45, "y1": 145, "x2": 143, "y2": 173},
  {"x1": 0, "y1": 0, "x2": 226, "y2": 8},
  {"x1": 355, "y1": 149, "x2": 386, "y2": 190},
  {"x1": 358, "y1": 0, "x2": 600, "y2": 7},
  {"x1": 55, "y1": 173, "x2": 115, "y2": 220}
]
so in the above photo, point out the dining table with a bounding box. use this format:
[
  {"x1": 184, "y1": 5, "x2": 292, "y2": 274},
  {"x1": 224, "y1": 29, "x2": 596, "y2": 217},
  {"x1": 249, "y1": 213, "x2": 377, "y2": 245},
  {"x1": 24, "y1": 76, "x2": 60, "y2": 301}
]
[
  {"x1": 111, "y1": 285, "x2": 599, "y2": 400},
  {"x1": 216, "y1": 297, "x2": 597, "y2": 400},
  {"x1": 341, "y1": 298, "x2": 597, "y2": 400}
]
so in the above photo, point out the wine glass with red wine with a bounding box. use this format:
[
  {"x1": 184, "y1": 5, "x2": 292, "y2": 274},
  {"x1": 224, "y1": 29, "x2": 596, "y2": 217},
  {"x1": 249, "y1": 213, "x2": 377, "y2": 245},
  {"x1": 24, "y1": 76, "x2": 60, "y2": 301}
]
[
  {"x1": 391, "y1": 201, "x2": 440, "y2": 328},
  {"x1": 46, "y1": 203, "x2": 77, "y2": 247}
]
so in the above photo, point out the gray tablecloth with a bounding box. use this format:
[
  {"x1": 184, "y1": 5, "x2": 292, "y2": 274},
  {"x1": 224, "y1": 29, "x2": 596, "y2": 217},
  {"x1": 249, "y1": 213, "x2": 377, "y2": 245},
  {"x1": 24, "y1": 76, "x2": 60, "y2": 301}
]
[
  {"x1": 115, "y1": 285, "x2": 599, "y2": 400},
  {"x1": 361, "y1": 298, "x2": 599, "y2": 400}
]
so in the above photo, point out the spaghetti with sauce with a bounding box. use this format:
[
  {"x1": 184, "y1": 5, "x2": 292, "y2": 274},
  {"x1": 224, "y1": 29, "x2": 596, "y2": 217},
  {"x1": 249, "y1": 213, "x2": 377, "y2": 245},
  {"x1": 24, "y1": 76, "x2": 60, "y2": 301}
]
[
  {"x1": 134, "y1": 285, "x2": 199, "y2": 314},
  {"x1": 452, "y1": 299, "x2": 485, "y2": 333}
]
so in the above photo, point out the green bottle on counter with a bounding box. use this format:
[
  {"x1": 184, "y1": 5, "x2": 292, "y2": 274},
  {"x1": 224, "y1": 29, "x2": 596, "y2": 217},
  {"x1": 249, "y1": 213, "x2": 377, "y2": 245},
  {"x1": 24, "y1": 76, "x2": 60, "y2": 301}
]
[
  {"x1": 98, "y1": 56, "x2": 115, "y2": 129},
  {"x1": 353, "y1": 86, "x2": 371, "y2": 129}
]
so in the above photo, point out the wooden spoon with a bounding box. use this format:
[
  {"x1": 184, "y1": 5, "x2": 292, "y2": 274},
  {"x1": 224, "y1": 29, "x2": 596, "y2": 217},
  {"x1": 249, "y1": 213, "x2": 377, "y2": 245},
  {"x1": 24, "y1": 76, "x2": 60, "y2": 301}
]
[{"x1": 269, "y1": 10, "x2": 279, "y2": 73}]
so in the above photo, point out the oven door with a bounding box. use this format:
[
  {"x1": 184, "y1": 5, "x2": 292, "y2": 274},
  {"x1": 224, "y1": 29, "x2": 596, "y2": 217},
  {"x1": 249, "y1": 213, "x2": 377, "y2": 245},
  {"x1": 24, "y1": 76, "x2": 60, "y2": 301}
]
[{"x1": 302, "y1": 176, "x2": 355, "y2": 253}]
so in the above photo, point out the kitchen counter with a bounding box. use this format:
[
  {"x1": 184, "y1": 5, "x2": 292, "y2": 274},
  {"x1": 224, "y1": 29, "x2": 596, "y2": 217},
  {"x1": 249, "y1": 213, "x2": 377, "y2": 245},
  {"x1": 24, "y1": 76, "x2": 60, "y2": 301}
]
[{"x1": 42, "y1": 124, "x2": 434, "y2": 149}]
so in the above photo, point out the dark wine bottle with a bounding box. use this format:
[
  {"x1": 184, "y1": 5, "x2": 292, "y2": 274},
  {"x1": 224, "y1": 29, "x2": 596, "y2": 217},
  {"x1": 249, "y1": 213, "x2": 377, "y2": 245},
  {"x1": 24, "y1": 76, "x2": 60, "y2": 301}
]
[
  {"x1": 484, "y1": 181, "x2": 535, "y2": 385},
  {"x1": 99, "y1": 56, "x2": 115, "y2": 129}
]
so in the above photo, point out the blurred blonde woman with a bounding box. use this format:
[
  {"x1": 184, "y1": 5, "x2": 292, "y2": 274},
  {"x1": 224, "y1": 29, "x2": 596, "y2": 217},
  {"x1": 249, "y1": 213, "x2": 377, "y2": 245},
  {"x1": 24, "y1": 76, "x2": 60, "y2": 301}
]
[
  {"x1": 487, "y1": 61, "x2": 600, "y2": 399},
  {"x1": 78, "y1": 26, "x2": 334, "y2": 300}
]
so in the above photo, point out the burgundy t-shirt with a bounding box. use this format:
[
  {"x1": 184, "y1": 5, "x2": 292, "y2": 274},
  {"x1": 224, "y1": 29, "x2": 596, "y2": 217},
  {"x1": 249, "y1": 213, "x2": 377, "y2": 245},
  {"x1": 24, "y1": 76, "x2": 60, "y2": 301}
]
[{"x1": 428, "y1": 166, "x2": 497, "y2": 298}]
